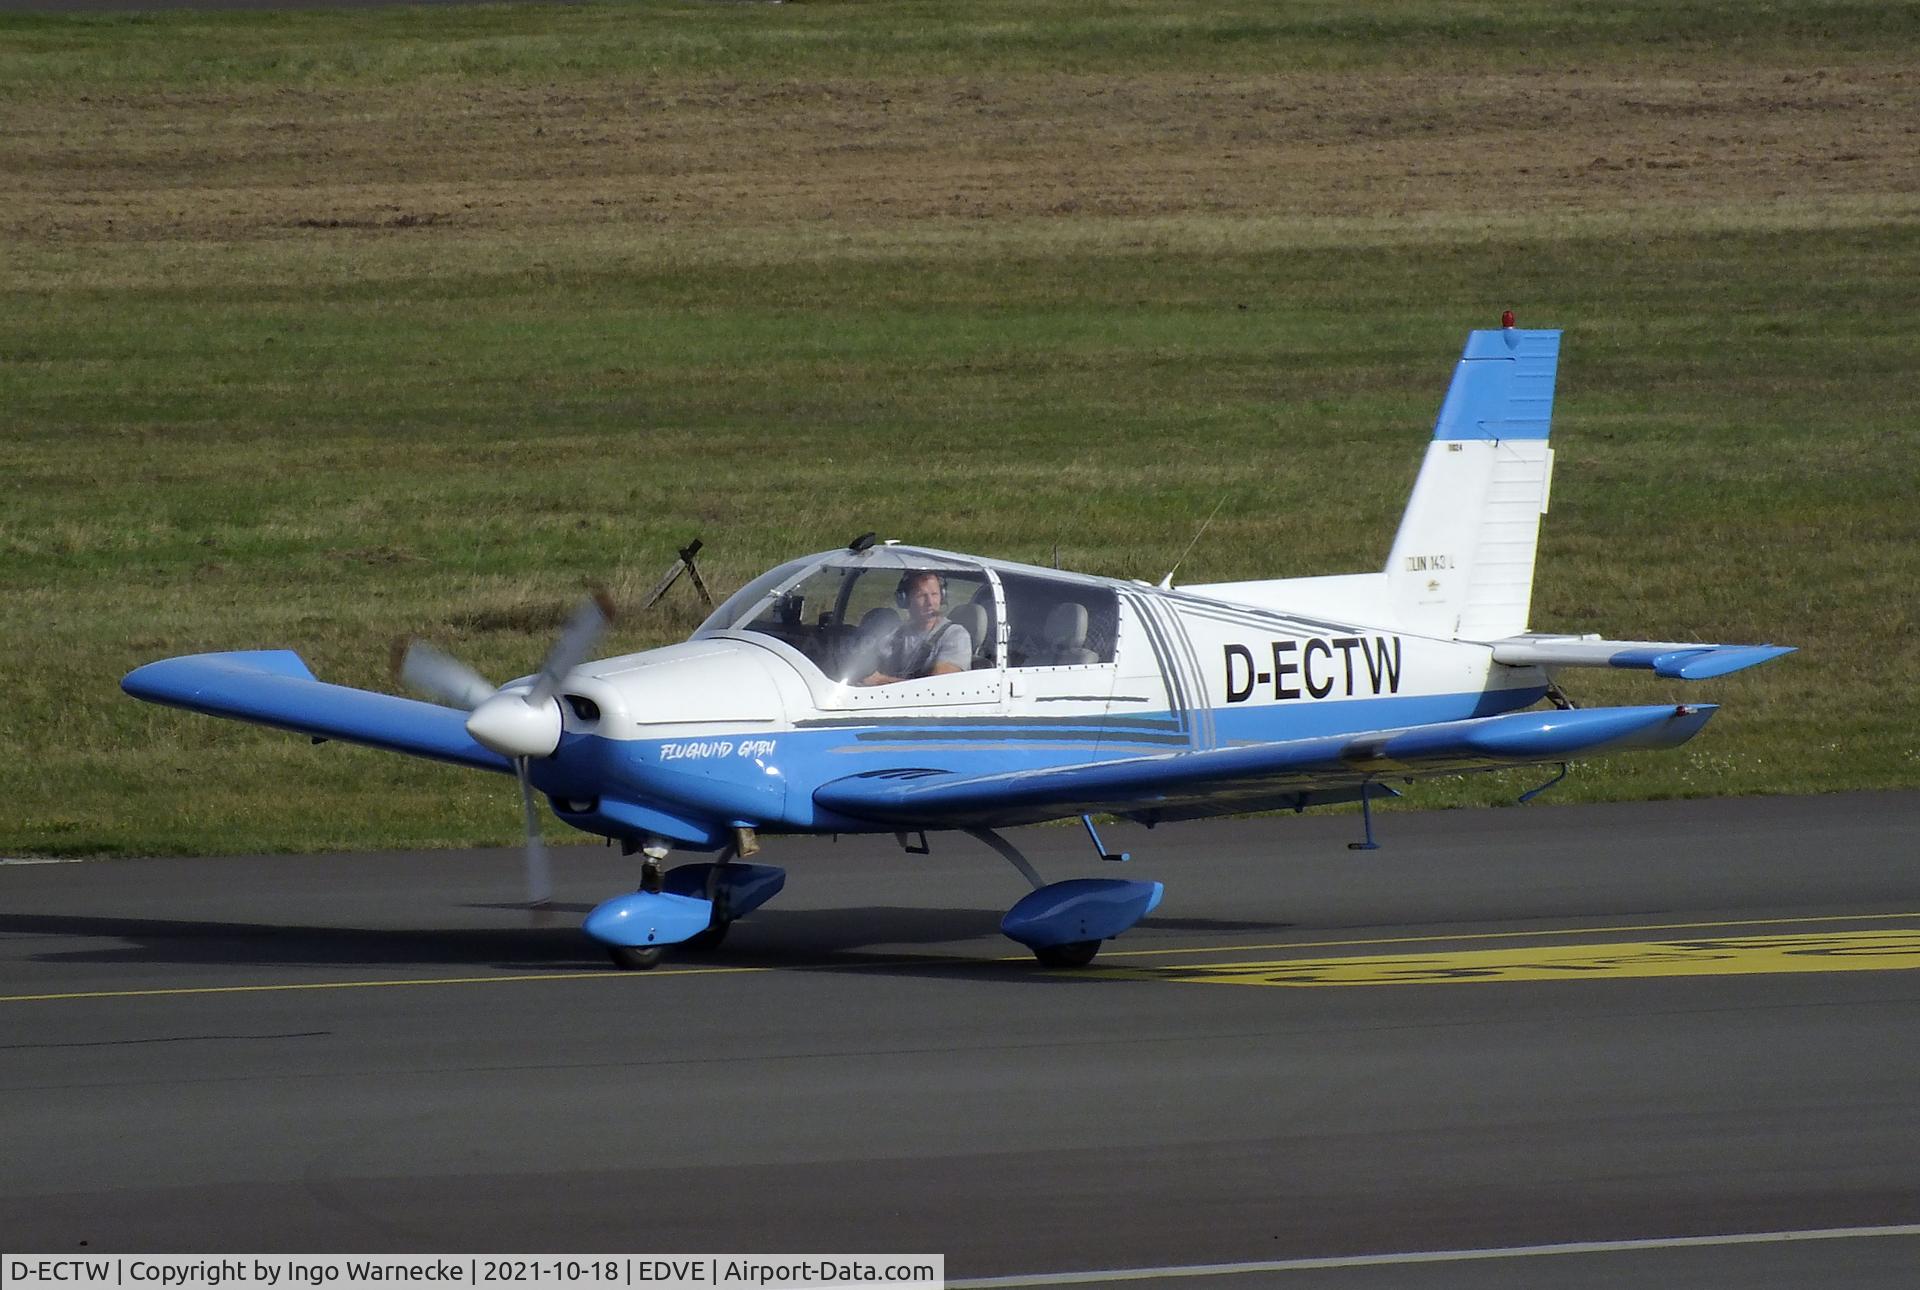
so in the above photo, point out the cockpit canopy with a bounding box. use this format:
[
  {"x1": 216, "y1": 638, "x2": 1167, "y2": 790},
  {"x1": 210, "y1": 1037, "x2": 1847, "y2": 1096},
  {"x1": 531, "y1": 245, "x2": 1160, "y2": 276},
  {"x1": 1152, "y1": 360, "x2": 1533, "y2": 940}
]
[{"x1": 695, "y1": 546, "x2": 1119, "y2": 685}]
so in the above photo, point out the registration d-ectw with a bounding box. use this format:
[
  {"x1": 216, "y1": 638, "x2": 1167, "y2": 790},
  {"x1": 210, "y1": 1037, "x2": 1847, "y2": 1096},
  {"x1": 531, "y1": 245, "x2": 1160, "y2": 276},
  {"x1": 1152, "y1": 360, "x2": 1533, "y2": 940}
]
[{"x1": 11, "y1": 1265, "x2": 115, "y2": 1284}]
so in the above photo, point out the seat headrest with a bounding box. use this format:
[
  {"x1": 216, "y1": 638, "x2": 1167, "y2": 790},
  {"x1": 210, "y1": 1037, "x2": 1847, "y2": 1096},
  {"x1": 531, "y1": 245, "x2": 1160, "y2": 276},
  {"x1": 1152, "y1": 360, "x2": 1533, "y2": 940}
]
[
  {"x1": 1043, "y1": 601, "x2": 1089, "y2": 649},
  {"x1": 968, "y1": 585, "x2": 997, "y2": 620},
  {"x1": 858, "y1": 606, "x2": 902, "y2": 633},
  {"x1": 947, "y1": 602, "x2": 989, "y2": 654}
]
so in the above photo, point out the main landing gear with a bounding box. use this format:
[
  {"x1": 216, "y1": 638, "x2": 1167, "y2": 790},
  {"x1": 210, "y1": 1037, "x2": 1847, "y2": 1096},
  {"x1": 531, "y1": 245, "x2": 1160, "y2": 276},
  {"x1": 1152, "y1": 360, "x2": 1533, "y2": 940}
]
[{"x1": 969, "y1": 824, "x2": 1163, "y2": 969}]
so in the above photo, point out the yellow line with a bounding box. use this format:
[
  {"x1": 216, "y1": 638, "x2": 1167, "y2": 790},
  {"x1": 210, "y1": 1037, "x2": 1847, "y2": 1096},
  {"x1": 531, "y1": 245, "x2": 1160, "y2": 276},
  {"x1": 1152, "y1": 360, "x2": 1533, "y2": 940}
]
[
  {"x1": 1090, "y1": 911, "x2": 1920, "y2": 961},
  {"x1": 0, "y1": 963, "x2": 769, "y2": 1004}
]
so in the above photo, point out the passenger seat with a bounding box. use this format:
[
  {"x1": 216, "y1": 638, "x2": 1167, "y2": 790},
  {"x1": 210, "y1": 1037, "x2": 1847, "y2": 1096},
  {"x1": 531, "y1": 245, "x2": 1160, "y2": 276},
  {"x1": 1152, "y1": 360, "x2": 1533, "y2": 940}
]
[
  {"x1": 946, "y1": 602, "x2": 991, "y2": 668},
  {"x1": 1039, "y1": 602, "x2": 1098, "y2": 665}
]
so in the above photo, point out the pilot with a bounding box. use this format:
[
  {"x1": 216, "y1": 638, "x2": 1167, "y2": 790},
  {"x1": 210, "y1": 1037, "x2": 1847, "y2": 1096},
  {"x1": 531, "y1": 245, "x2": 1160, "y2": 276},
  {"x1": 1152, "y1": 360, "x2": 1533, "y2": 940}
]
[{"x1": 859, "y1": 570, "x2": 970, "y2": 686}]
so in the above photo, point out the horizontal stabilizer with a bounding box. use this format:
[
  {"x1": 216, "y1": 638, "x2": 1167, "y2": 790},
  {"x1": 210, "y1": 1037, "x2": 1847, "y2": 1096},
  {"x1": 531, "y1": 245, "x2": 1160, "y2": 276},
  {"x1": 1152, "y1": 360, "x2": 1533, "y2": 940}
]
[
  {"x1": 1490, "y1": 634, "x2": 1796, "y2": 679},
  {"x1": 816, "y1": 703, "x2": 1716, "y2": 830},
  {"x1": 122, "y1": 651, "x2": 511, "y2": 772}
]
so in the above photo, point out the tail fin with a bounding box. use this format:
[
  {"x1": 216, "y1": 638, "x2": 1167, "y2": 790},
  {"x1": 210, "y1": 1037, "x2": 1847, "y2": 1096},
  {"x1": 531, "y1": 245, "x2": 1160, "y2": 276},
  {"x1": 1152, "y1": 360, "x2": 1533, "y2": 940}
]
[{"x1": 1384, "y1": 327, "x2": 1560, "y2": 640}]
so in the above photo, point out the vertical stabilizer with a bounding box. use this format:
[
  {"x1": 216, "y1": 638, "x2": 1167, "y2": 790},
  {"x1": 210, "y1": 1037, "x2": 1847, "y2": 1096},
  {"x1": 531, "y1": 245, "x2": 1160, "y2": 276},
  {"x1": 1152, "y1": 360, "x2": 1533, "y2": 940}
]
[{"x1": 1384, "y1": 328, "x2": 1560, "y2": 640}]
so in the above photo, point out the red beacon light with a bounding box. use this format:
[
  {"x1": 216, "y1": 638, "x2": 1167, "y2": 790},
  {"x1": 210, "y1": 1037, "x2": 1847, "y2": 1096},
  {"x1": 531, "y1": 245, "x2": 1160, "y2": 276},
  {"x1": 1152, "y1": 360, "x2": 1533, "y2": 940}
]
[{"x1": 1501, "y1": 309, "x2": 1516, "y2": 329}]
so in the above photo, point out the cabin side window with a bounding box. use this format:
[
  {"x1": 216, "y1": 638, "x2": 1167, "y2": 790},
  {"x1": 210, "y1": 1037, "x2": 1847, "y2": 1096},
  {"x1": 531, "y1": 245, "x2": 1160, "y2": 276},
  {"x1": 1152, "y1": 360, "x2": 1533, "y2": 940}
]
[{"x1": 997, "y1": 572, "x2": 1118, "y2": 668}]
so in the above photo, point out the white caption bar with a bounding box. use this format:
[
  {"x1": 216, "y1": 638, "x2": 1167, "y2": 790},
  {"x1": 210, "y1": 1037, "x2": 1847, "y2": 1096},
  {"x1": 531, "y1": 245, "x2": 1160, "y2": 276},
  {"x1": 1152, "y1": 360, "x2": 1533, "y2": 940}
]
[{"x1": 2, "y1": 1257, "x2": 943, "y2": 1290}]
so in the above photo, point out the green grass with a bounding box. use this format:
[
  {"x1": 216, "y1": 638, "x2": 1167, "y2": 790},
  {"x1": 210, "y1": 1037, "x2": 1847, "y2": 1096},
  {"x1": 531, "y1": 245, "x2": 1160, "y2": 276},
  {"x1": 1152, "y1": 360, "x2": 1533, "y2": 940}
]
[
  {"x1": 3, "y1": 0, "x2": 1913, "y2": 88},
  {"x1": 2, "y1": 0, "x2": 1916, "y2": 856}
]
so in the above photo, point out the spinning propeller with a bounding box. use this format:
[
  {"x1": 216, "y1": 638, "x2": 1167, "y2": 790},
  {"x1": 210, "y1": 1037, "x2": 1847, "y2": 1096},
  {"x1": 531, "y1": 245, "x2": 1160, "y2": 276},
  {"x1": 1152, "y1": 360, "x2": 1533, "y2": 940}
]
[{"x1": 392, "y1": 591, "x2": 616, "y2": 906}]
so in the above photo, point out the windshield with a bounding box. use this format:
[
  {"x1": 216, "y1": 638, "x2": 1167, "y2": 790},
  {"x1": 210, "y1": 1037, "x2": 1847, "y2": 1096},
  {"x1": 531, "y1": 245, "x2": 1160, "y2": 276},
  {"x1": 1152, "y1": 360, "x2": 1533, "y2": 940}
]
[
  {"x1": 696, "y1": 556, "x2": 815, "y2": 637},
  {"x1": 700, "y1": 549, "x2": 995, "y2": 684}
]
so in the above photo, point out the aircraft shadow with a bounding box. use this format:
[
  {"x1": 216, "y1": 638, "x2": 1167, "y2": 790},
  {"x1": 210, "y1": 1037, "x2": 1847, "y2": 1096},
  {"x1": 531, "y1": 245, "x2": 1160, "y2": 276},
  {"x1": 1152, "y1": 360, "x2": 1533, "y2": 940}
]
[
  {"x1": 1, "y1": 911, "x2": 599, "y2": 971},
  {"x1": 713, "y1": 909, "x2": 1298, "y2": 984},
  {"x1": 0, "y1": 906, "x2": 1292, "y2": 980}
]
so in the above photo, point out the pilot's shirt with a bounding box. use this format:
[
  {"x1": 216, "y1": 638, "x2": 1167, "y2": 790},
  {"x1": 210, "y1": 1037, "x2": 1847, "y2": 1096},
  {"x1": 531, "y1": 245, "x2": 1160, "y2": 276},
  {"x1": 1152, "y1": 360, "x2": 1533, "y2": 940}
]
[{"x1": 880, "y1": 619, "x2": 971, "y2": 680}]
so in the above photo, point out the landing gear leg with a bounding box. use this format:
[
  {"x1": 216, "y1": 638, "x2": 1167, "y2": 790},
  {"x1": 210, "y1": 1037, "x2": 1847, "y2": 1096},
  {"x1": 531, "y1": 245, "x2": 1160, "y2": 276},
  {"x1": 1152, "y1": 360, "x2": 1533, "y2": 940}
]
[
  {"x1": 965, "y1": 826, "x2": 1045, "y2": 891},
  {"x1": 643, "y1": 834, "x2": 671, "y2": 893}
]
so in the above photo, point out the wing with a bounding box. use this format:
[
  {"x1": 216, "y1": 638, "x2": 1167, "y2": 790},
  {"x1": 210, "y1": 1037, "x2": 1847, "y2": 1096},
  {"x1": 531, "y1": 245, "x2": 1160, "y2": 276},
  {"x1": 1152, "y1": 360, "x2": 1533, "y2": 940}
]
[
  {"x1": 122, "y1": 650, "x2": 511, "y2": 773},
  {"x1": 815, "y1": 703, "x2": 1715, "y2": 829},
  {"x1": 1488, "y1": 634, "x2": 1795, "y2": 680}
]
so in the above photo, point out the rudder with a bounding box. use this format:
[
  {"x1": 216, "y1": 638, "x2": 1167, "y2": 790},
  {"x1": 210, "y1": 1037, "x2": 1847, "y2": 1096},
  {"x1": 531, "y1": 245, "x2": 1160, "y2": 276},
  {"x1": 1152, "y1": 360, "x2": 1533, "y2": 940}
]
[{"x1": 1384, "y1": 327, "x2": 1560, "y2": 640}]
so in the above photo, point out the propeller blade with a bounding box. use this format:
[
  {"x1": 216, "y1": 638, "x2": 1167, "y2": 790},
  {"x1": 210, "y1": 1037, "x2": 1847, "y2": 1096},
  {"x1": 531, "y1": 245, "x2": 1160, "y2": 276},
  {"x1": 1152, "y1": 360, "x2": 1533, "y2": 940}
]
[
  {"x1": 515, "y1": 757, "x2": 552, "y2": 908},
  {"x1": 527, "y1": 589, "x2": 616, "y2": 705},
  {"x1": 393, "y1": 639, "x2": 496, "y2": 711}
]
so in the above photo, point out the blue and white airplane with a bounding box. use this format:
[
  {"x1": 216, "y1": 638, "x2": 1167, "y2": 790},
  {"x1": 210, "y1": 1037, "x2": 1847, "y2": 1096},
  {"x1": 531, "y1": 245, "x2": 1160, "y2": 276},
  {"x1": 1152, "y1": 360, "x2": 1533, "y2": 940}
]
[{"x1": 123, "y1": 323, "x2": 1793, "y2": 969}]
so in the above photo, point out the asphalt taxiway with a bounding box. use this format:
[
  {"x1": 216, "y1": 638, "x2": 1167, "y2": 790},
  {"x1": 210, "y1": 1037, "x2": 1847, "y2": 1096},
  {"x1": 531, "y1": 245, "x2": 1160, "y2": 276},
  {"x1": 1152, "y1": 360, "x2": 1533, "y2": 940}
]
[{"x1": 5, "y1": 792, "x2": 1919, "y2": 1286}]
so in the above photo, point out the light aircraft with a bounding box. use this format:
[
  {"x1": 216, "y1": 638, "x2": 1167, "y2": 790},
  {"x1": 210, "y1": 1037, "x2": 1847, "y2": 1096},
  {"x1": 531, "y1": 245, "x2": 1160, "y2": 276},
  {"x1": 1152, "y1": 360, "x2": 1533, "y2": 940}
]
[{"x1": 123, "y1": 321, "x2": 1793, "y2": 969}]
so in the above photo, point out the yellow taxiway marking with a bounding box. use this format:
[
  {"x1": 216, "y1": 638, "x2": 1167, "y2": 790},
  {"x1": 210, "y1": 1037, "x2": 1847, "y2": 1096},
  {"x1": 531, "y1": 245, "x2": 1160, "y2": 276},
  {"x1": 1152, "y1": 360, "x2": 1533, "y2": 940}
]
[
  {"x1": 1102, "y1": 929, "x2": 1920, "y2": 988},
  {"x1": 1092, "y1": 910, "x2": 1920, "y2": 961}
]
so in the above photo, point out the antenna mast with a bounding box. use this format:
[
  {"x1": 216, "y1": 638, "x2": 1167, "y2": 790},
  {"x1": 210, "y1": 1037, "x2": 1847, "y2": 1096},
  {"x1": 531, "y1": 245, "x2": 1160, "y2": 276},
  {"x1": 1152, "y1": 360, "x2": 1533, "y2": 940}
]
[{"x1": 1158, "y1": 497, "x2": 1227, "y2": 589}]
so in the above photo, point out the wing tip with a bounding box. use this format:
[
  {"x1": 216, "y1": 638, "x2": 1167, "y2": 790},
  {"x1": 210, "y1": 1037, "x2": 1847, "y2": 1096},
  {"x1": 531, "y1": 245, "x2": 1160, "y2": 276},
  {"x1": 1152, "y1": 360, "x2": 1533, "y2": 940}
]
[{"x1": 123, "y1": 649, "x2": 319, "y2": 702}]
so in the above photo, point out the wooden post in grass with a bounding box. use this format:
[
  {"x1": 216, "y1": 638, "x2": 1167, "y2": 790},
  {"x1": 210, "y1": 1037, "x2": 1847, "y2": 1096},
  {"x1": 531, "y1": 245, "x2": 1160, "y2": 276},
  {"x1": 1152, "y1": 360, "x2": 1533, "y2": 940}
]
[{"x1": 642, "y1": 537, "x2": 714, "y2": 611}]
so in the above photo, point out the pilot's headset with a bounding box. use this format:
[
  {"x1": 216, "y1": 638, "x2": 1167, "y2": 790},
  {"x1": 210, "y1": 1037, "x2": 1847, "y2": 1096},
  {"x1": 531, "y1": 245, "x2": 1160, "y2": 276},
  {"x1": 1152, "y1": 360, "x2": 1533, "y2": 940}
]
[{"x1": 895, "y1": 570, "x2": 948, "y2": 610}]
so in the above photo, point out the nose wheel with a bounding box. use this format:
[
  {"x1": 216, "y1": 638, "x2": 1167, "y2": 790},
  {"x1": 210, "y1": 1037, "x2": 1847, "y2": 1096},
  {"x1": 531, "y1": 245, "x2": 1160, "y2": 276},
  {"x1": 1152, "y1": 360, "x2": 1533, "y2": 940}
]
[
  {"x1": 604, "y1": 844, "x2": 674, "y2": 969},
  {"x1": 588, "y1": 839, "x2": 785, "y2": 969},
  {"x1": 603, "y1": 918, "x2": 727, "y2": 967}
]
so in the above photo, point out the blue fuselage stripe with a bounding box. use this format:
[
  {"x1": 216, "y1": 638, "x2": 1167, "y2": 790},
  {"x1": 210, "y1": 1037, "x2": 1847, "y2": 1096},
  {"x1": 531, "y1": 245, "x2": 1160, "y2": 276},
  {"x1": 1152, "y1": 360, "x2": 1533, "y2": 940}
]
[{"x1": 529, "y1": 686, "x2": 1545, "y2": 843}]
